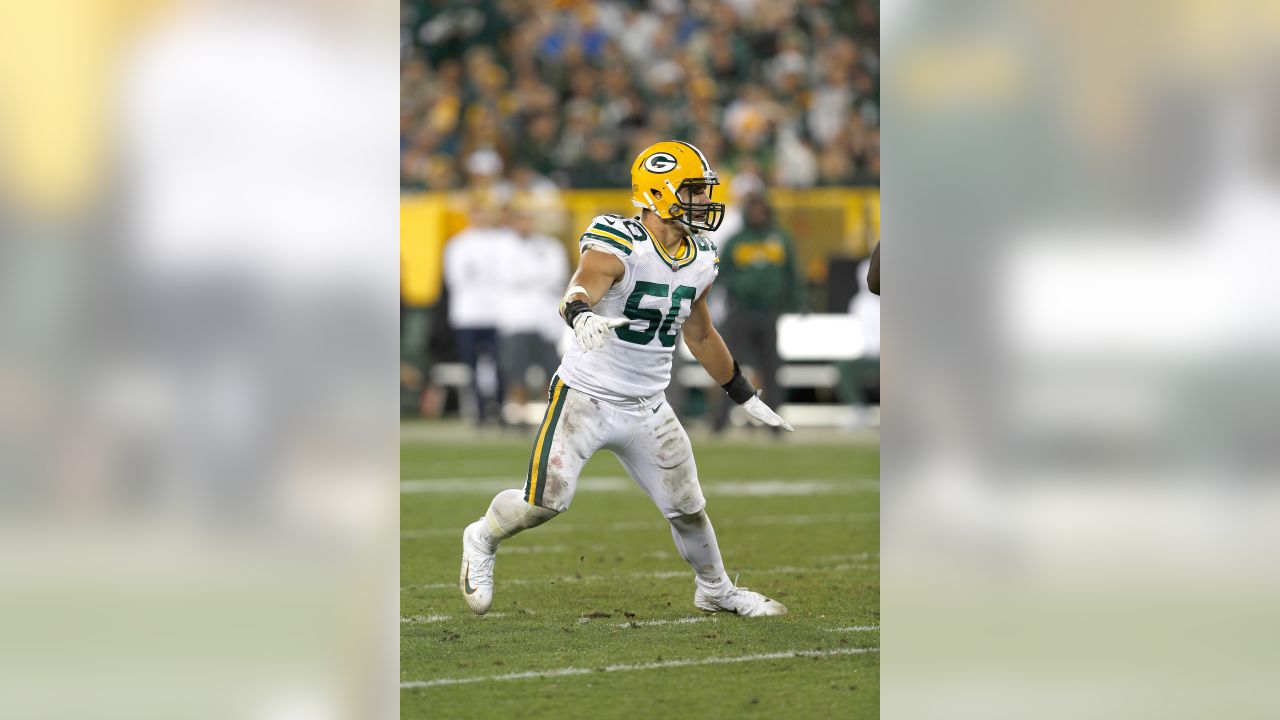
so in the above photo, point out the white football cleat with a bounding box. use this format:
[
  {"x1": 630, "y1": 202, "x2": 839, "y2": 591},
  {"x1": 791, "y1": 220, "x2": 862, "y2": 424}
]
[
  {"x1": 694, "y1": 584, "x2": 788, "y2": 617},
  {"x1": 459, "y1": 519, "x2": 496, "y2": 615}
]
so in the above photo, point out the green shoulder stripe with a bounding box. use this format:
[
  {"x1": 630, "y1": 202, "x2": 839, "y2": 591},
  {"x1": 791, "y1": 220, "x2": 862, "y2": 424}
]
[
  {"x1": 591, "y1": 223, "x2": 634, "y2": 244},
  {"x1": 582, "y1": 232, "x2": 633, "y2": 256}
]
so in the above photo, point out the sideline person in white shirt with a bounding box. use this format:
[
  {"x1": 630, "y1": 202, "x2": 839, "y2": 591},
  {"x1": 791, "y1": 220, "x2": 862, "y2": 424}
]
[
  {"x1": 496, "y1": 211, "x2": 569, "y2": 413},
  {"x1": 443, "y1": 206, "x2": 517, "y2": 424}
]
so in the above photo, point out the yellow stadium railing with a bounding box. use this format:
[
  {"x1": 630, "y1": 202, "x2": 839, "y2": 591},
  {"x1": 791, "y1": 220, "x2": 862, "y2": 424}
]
[{"x1": 401, "y1": 187, "x2": 879, "y2": 307}]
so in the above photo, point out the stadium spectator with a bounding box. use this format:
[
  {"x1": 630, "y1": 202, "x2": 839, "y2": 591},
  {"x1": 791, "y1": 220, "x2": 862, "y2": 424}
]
[
  {"x1": 711, "y1": 193, "x2": 804, "y2": 433},
  {"x1": 774, "y1": 126, "x2": 819, "y2": 188},
  {"x1": 400, "y1": 0, "x2": 879, "y2": 191},
  {"x1": 516, "y1": 113, "x2": 560, "y2": 177},
  {"x1": 443, "y1": 205, "x2": 515, "y2": 425},
  {"x1": 808, "y1": 54, "x2": 854, "y2": 147},
  {"x1": 570, "y1": 132, "x2": 626, "y2": 188}
]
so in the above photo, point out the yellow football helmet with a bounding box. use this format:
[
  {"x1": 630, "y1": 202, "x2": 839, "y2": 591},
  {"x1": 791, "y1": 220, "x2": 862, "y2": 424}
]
[{"x1": 631, "y1": 140, "x2": 725, "y2": 233}]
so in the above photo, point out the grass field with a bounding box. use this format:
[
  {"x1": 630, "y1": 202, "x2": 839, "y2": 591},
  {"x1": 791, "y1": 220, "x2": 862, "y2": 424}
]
[{"x1": 401, "y1": 424, "x2": 879, "y2": 719}]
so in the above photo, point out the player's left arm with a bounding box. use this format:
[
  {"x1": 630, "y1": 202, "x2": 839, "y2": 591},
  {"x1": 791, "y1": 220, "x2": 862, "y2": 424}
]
[
  {"x1": 867, "y1": 240, "x2": 880, "y2": 296},
  {"x1": 682, "y1": 291, "x2": 732, "y2": 384},
  {"x1": 684, "y1": 291, "x2": 794, "y2": 432}
]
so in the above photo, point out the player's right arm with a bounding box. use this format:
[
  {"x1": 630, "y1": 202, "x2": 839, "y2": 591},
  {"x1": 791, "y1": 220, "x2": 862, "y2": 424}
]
[
  {"x1": 562, "y1": 249, "x2": 623, "y2": 307},
  {"x1": 559, "y1": 249, "x2": 626, "y2": 351}
]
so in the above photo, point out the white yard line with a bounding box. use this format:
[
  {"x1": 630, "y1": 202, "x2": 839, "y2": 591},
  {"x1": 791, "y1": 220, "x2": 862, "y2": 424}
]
[
  {"x1": 614, "y1": 616, "x2": 717, "y2": 628},
  {"x1": 400, "y1": 612, "x2": 510, "y2": 624},
  {"x1": 402, "y1": 562, "x2": 878, "y2": 592},
  {"x1": 728, "y1": 512, "x2": 879, "y2": 526},
  {"x1": 816, "y1": 552, "x2": 878, "y2": 562},
  {"x1": 825, "y1": 625, "x2": 880, "y2": 632},
  {"x1": 708, "y1": 480, "x2": 881, "y2": 496},
  {"x1": 495, "y1": 544, "x2": 568, "y2": 555},
  {"x1": 404, "y1": 571, "x2": 682, "y2": 591},
  {"x1": 400, "y1": 614, "x2": 452, "y2": 624},
  {"x1": 402, "y1": 512, "x2": 877, "y2": 539},
  {"x1": 401, "y1": 647, "x2": 878, "y2": 689}
]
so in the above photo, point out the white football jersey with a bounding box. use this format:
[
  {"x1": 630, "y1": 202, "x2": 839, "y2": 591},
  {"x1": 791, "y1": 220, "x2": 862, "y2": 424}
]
[{"x1": 556, "y1": 214, "x2": 720, "y2": 402}]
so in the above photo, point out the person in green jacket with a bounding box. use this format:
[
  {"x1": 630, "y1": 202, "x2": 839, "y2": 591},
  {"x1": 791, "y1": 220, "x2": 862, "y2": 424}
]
[{"x1": 712, "y1": 193, "x2": 805, "y2": 433}]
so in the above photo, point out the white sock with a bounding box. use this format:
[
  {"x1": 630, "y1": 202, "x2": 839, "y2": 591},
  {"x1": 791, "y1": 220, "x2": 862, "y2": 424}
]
[{"x1": 669, "y1": 510, "x2": 732, "y2": 594}]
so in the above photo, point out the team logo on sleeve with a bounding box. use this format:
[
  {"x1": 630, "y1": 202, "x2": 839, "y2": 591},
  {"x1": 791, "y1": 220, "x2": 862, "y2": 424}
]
[{"x1": 643, "y1": 152, "x2": 678, "y2": 173}]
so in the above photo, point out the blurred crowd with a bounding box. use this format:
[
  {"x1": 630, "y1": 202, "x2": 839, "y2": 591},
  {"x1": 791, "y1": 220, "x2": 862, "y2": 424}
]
[{"x1": 401, "y1": 0, "x2": 879, "y2": 191}]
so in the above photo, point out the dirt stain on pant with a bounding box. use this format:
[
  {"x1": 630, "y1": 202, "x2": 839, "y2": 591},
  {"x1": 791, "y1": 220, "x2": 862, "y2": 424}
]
[
  {"x1": 543, "y1": 454, "x2": 571, "y2": 511},
  {"x1": 653, "y1": 417, "x2": 689, "y2": 467},
  {"x1": 650, "y1": 409, "x2": 701, "y2": 514},
  {"x1": 661, "y1": 460, "x2": 704, "y2": 515}
]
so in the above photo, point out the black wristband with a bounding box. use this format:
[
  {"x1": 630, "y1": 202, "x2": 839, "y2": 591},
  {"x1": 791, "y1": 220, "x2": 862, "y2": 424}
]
[
  {"x1": 563, "y1": 299, "x2": 590, "y2": 328},
  {"x1": 721, "y1": 361, "x2": 757, "y2": 404}
]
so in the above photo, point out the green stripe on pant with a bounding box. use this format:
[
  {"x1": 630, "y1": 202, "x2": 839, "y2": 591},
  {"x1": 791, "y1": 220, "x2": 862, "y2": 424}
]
[{"x1": 524, "y1": 376, "x2": 567, "y2": 505}]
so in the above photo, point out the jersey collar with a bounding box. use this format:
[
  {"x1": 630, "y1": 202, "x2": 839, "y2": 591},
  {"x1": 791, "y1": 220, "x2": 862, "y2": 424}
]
[{"x1": 635, "y1": 216, "x2": 698, "y2": 271}]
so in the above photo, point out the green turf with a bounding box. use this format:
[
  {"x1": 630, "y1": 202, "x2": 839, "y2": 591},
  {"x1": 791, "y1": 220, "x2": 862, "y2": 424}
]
[{"x1": 401, "y1": 430, "x2": 879, "y2": 719}]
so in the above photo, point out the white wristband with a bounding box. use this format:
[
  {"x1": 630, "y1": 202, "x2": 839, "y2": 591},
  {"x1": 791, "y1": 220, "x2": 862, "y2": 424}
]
[{"x1": 563, "y1": 285, "x2": 591, "y2": 305}]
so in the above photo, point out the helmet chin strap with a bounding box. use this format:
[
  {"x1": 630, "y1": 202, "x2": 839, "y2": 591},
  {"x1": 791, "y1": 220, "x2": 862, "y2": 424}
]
[{"x1": 663, "y1": 213, "x2": 698, "y2": 237}]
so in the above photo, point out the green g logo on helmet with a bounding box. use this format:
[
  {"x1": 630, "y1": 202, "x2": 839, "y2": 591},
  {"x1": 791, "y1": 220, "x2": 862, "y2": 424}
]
[{"x1": 642, "y1": 152, "x2": 678, "y2": 173}]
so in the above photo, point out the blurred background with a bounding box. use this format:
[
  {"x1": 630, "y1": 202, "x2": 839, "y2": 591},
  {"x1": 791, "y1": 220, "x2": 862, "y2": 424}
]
[
  {"x1": 0, "y1": 1, "x2": 398, "y2": 718},
  {"x1": 884, "y1": 1, "x2": 1280, "y2": 718},
  {"x1": 400, "y1": 0, "x2": 881, "y2": 432}
]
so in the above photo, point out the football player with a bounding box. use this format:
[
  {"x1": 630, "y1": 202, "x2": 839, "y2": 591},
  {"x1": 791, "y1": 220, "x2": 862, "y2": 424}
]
[
  {"x1": 460, "y1": 141, "x2": 792, "y2": 617},
  {"x1": 867, "y1": 240, "x2": 880, "y2": 295}
]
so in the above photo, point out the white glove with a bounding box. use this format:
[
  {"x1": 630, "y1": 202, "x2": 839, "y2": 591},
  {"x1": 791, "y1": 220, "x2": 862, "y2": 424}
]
[
  {"x1": 572, "y1": 312, "x2": 629, "y2": 352},
  {"x1": 742, "y1": 394, "x2": 794, "y2": 432}
]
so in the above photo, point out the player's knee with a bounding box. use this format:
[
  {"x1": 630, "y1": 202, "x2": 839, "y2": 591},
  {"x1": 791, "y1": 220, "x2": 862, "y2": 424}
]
[
  {"x1": 665, "y1": 482, "x2": 708, "y2": 517},
  {"x1": 669, "y1": 509, "x2": 709, "y2": 529},
  {"x1": 658, "y1": 461, "x2": 705, "y2": 516},
  {"x1": 486, "y1": 488, "x2": 560, "y2": 539}
]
